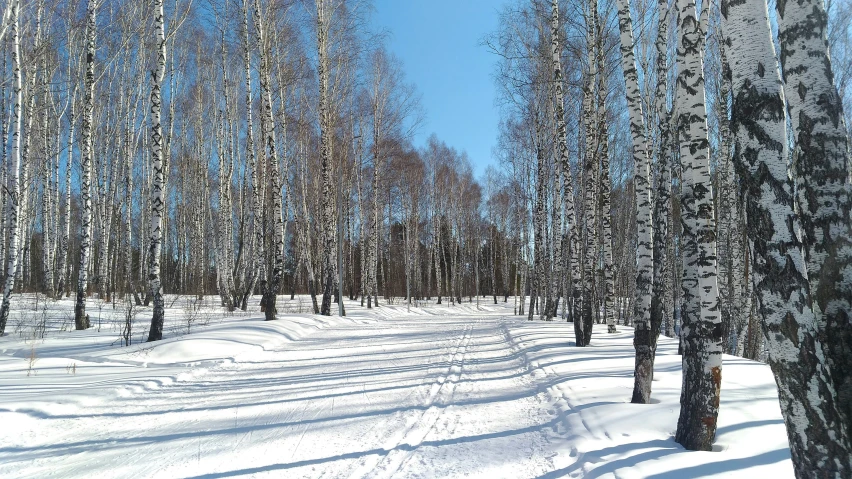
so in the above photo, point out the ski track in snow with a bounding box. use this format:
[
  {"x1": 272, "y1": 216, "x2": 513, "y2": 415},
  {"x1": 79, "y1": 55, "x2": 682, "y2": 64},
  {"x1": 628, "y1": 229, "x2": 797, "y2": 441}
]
[{"x1": 0, "y1": 297, "x2": 793, "y2": 478}]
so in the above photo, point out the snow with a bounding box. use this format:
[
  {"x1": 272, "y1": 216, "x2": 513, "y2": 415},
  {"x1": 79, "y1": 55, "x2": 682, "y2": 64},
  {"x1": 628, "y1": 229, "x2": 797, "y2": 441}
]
[{"x1": 0, "y1": 295, "x2": 793, "y2": 478}]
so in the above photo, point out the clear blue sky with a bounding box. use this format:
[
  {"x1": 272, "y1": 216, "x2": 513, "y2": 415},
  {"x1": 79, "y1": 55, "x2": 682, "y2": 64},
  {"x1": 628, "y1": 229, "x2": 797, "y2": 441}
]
[{"x1": 371, "y1": 0, "x2": 505, "y2": 176}]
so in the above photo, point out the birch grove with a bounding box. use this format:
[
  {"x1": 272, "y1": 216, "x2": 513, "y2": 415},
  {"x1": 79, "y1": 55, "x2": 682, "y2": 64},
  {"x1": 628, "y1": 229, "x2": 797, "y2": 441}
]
[
  {"x1": 487, "y1": 0, "x2": 850, "y2": 467},
  {"x1": 0, "y1": 0, "x2": 849, "y2": 472}
]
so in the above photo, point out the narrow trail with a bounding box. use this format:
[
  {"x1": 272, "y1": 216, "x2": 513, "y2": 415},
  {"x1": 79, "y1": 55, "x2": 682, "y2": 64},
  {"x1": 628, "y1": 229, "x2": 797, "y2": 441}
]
[{"x1": 0, "y1": 311, "x2": 556, "y2": 478}]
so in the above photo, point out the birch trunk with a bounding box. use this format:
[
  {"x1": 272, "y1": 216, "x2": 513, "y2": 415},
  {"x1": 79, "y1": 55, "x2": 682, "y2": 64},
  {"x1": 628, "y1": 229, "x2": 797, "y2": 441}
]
[
  {"x1": 253, "y1": 0, "x2": 285, "y2": 321},
  {"x1": 39, "y1": 15, "x2": 54, "y2": 298},
  {"x1": 0, "y1": 0, "x2": 22, "y2": 334},
  {"x1": 673, "y1": 0, "x2": 722, "y2": 450},
  {"x1": 491, "y1": 213, "x2": 498, "y2": 304},
  {"x1": 146, "y1": 0, "x2": 167, "y2": 341},
  {"x1": 356, "y1": 125, "x2": 366, "y2": 306},
  {"x1": 617, "y1": 0, "x2": 655, "y2": 402},
  {"x1": 316, "y1": 0, "x2": 335, "y2": 316},
  {"x1": 434, "y1": 215, "x2": 443, "y2": 305},
  {"x1": 594, "y1": 10, "x2": 615, "y2": 334},
  {"x1": 724, "y1": 0, "x2": 852, "y2": 473},
  {"x1": 217, "y1": 28, "x2": 235, "y2": 310},
  {"x1": 123, "y1": 84, "x2": 140, "y2": 300},
  {"x1": 243, "y1": 0, "x2": 263, "y2": 312},
  {"x1": 532, "y1": 129, "x2": 547, "y2": 321},
  {"x1": 715, "y1": 43, "x2": 747, "y2": 355},
  {"x1": 777, "y1": 0, "x2": 852, "y2": 434},
  {"x1": 578, "y1": 0, "x2": 598, "y2": 345},
  {"x1": 368, "y1": 61, "x2": 383, "y2": 309},
  {"x1": 74, "y1": 0, "x2": 96, "y2": 331},
  {"x1": 0, "y1": 69, "x2": 6, "y2": 301},
  {"x1": 298, "y1": 125, "x2": 320, "y2": 314},
  {"x1": 651, "y1": 0, "x2": 673, "y2": 345}
]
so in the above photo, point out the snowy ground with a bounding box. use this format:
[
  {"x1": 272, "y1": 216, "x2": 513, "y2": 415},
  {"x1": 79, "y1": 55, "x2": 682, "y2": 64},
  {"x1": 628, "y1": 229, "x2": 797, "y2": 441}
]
[{"x1": 0, "y1": 295, "x2": 793, "y2": 478}]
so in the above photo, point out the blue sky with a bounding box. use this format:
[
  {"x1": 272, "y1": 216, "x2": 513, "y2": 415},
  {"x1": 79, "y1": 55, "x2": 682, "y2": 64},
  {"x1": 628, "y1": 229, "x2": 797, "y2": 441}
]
[{"x1": 370, "y1": 0, "x2": 505, "y2": 176}]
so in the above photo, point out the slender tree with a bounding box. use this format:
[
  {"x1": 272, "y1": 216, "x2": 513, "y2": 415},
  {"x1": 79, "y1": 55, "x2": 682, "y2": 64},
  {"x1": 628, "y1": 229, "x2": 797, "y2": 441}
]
[
  {"x1": 254, "y1": 0, "x2": 286, "y2": 321},
  {"x1": 550, "y1": 0, "x2": 581, "y2": 328},
  {"x1": 315, "y1": 0, "x2": 335, "y2": 315},
  {"x1": 673, "y1": 0, "x2": 722, "y2": 450},
  {"x1": 617, "y1": 0, "x2": 655, "y2": 402},
  {"x1": 651, "y1": 0, "x2": 673, "y2": 346},
  {"x1": 0, "y1": 0, "x2": 22, "y2": 335},
  {"x1": 147, "y1": 0, "x2": 167, "y2": 341},
  {"x1": 74, "y1": 0, "x2": 96, "y2": 331}
]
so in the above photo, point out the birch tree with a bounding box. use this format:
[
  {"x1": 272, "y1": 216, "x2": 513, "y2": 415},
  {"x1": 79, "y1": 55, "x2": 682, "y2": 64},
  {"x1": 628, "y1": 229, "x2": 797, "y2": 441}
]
[
  {"x1": 594, "y1": 4, "x2": 614, "y2": 334},
  {"x1": 723, "y1": 0, "x2": 852, "y2": 472},
  {"x1": 243, "y1": 0, "x2": 263, "y2": 313},
  {"x1": 578, "y1": 0, "x2": 599, "y2": 344},
  {"x1": 777, "y1": 0, "x2": 852, "y2": 434},
  {"x1": 651, "y1": 0, "x2": 674, "y2": 345},
  {"x1": 147, "y1": 0, "x2": 167, "y2": 341},
  {"x1": 673, "y1": 0, "x2": 723, "y2": 450},
  {"x1": 616, "y1": 0, "x2": 656, "y2": 402},
  {"x1": 550, "y1": 0, "x2": 581, "y2": 328},
  {"x1": 74, "y1": 0, "x2": 96, "y2": 331},
  {"x1": 253, "y1": 0, "x2": 286, "y2": 321},
  {"x1": 315, "y1": 0, "x2": 336, "y2": 315},
  {"x1": 0, "y1": 0, "x2": 22, "y2": 335}
]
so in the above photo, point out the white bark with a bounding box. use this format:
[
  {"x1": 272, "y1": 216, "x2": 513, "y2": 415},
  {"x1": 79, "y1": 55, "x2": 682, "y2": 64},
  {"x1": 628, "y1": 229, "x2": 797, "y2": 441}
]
[
  {"x1": 244, "y1": 0, "x2": 263, "y2": 312},
  {"x1": 673, "y1": 0, "x2": 722, "y2": 450},
  {"x1": 777, "y1": 0, "x2": 852, "y2": 437},
  {"x1": 651, "y1": 0, "x2": 674, "y2": 342},
  {"x1": 550, "y1": 0, "x2": 581, "y2": 325},
  {"x1": 146, "y1": 0, "x2": 167, "y2": 341},
  {"x1": 253, "y1": 0, "x2": 286, "y2": 321},
  {"x1": 316, "y1": 0, "x2": 336, "y2": 316},
  {"x1": 593, "y1": 8, "x2": 614, "y2": 334},
  {"x1": 724, "y1": 0, "x2": 852, "y2": 473},
  {"x1": 74, "y1": 0, "x2": 96, "y2": 331},
  {"x1": 0, "y1": 0, "x2": 22, "y2": 334},
  {"x1": 617, "y1": 0, "x2": 656, "y2": 403}
]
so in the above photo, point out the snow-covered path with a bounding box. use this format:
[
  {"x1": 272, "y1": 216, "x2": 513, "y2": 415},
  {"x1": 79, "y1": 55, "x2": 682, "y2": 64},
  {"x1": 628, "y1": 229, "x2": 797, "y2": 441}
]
[
  {"x1": 1, "y1": 310, "x2": 555, "y2": 478},
  {"x1": 0, "y1": 298, "x2": 795, "y2": 478}
]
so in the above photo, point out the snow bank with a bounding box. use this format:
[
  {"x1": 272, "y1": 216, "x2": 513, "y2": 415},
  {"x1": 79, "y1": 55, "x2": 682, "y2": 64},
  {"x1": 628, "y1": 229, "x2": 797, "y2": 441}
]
[{"x1": 503, "y1": 320, "x2": 794, "y2": 478}]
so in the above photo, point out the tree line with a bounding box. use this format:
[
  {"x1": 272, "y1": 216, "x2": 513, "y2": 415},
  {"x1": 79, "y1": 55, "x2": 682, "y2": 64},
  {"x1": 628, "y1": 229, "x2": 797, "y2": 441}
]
[{"x1": 0, "y1": 0, "x2": 509, "y2": 334}]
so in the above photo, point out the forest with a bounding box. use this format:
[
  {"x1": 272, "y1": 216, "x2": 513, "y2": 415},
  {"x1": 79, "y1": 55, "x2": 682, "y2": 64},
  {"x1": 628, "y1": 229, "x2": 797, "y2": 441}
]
[{"x1": 0, "y1": 0, "x2": 850, "y2": 476}]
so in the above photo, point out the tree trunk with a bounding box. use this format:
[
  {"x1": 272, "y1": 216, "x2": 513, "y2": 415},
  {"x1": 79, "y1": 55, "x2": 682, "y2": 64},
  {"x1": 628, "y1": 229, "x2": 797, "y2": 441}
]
[
  {"x1": 317, "y1": 0, "x2": 335, "y2": 316},
  {"x1": 146, "y1": 0, "x2": 167, "y2": 342},
  {"x1": 593, "y1": 10, "x2": 614, "y2": 335},
  {"x1": 0, "y1": 0, "x2": 23, "y2": 335},
  {"x1": 254, "y1": 0, "x2": 285, "y2": 322},
  {"x1": 75, "y1": 0, "x2": 96, "y2": 332},
  {"x1": 777, "y1": 0, "x2": 852, "y2": 436},
  {"x1": 724, "y1": 0, "x2": 852, "y2": 473},
  {"x1": 673, "y1": 0, "x2": 722, "y2": 451},
  {"x1": 617, "y1": 0, "x2": 655, "y2": 402},
  {"x1": 651, "y1": 0, "x2": 673, "y2": 350}
]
